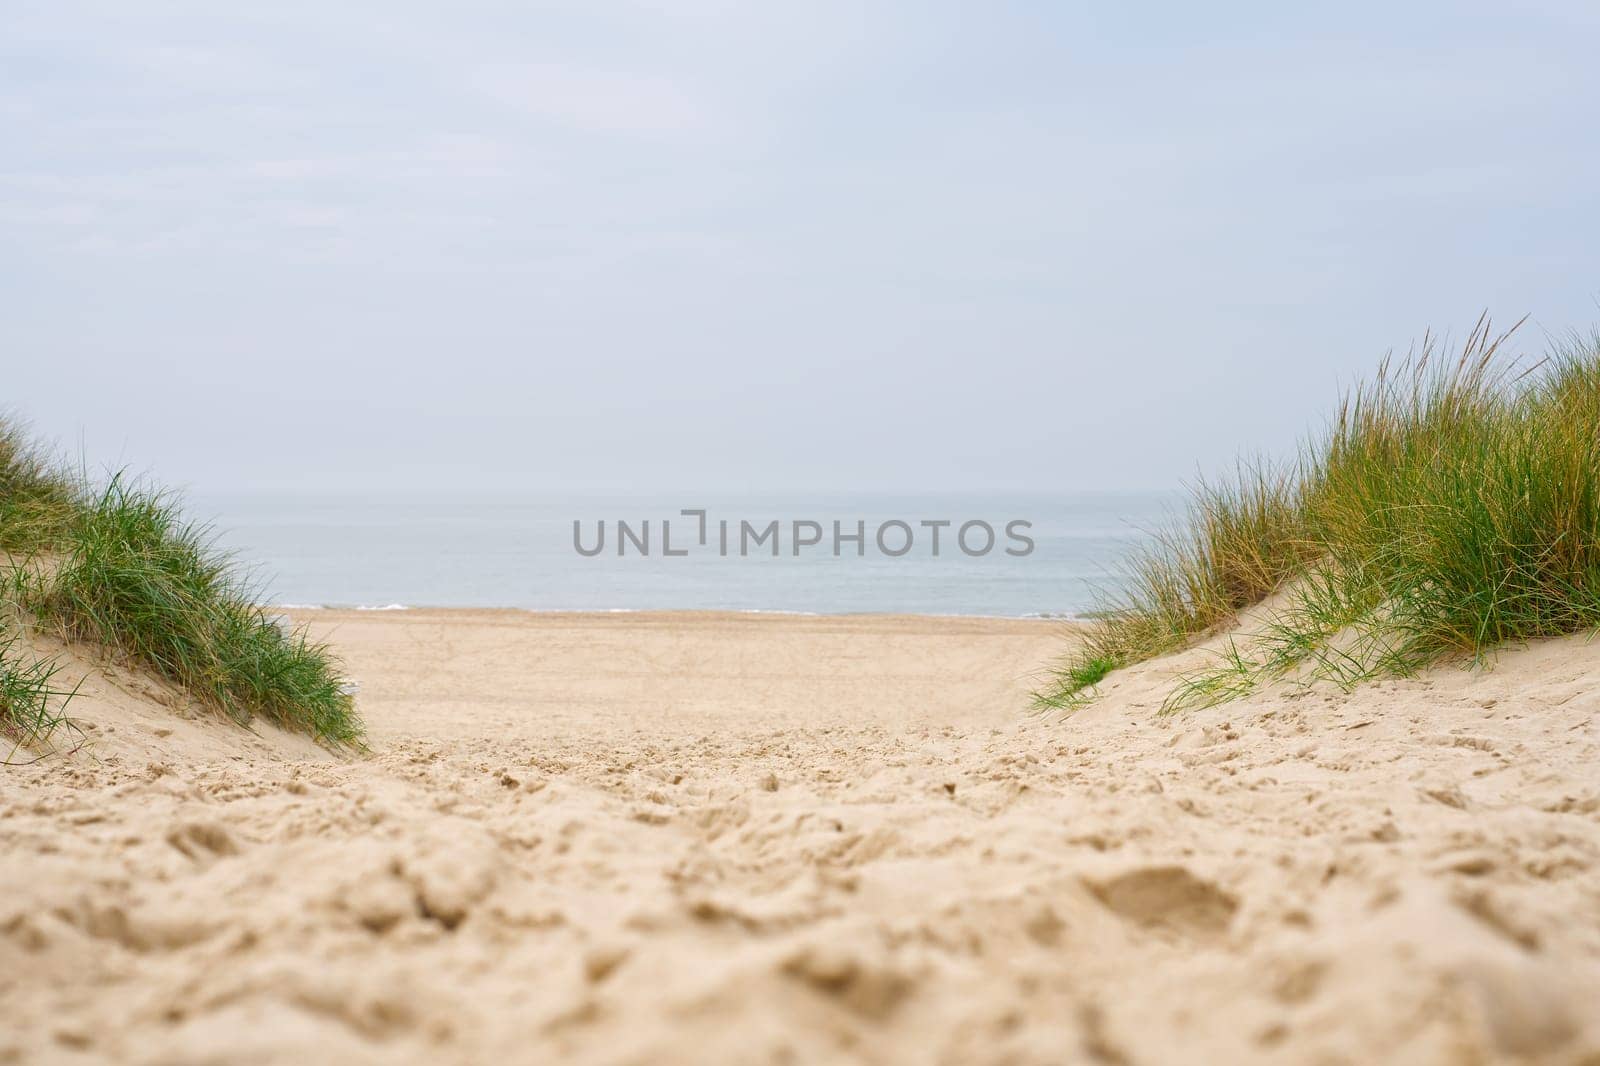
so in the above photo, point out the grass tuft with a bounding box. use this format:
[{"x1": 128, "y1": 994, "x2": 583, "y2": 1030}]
[
  {"x1": 0, "y1": 416, "x2": 78, "y2": 554},
  {"x1": 1, "y1": 416, "x2": 364, "y2": 750},
  {"x1": 1031, "y1": 651, "x2": 1119, "y2": 713},
  {"x1": 0, "y1": 624, "x2": 82, "y2": 763},
  {"x1": 13, "y1": 477, "x2": 363, "y2": 747},
  {"x1": 1039, "y1": 314, "x2": 1600, "y2": 711}
]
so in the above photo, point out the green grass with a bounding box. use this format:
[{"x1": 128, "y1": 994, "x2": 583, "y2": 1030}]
[
  {"x1": 0, "y1": 417, "x2": 78, "y2": 554},
  {"x1": 1032, "y1": 653, "x2": 1118, "y2": 712},
  {"x1": 0, "y1": 417, "x2": 363, "y2": 750},
  {"x1": 1038, "y1": 315, "x2": 1600, "y2": 712},
  {"x1": 0, "y1": 624, "x2": 82, "y2": 763},
  {"x1": 12, "y1": 478, "x2": 363, "y2": 746}
]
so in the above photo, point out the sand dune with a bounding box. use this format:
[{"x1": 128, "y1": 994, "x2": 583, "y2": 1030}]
[{"x1": 4, "y1": 609, "x2": 1599, "y2": 1064}]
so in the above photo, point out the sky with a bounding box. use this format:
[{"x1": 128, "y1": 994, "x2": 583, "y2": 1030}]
[{"x1": 4, "y1": 1, "x2": 1598, "y2": 496}]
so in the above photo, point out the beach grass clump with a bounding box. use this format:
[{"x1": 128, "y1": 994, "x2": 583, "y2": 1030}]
[
  {"x1": 1039, "y1": 315, "x2": 1600, "y2": 712},
  {"x1": 8, "y1": 474, "x2": 363, "y2": 747},
  {"x1": 1033, "y1": 652, "x2": 1118, "y2": 710},
  {"x1": 0, "y1": 418, "x2": 77, "y2": 554},
  {"x1": 0, "y1": 624, "x2": 81, "y2": 762},
  {"x1": 1034, "y1": 462, "x2": 1313, "y2": 712}
]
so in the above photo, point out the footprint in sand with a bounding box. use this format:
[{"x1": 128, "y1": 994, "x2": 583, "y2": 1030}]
[{"x1": 1084, "y1": 865, "x2": 1239, "y2": 941}]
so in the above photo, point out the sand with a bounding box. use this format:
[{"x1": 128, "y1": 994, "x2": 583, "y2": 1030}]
[{"x1": 3, "y1": 608, "x2": 1599, "y2": 1065}]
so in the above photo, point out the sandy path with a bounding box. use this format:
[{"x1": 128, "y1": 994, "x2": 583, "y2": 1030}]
[{"x1": 4, "y1": 611, "x2": 1599, "y2": 1064}]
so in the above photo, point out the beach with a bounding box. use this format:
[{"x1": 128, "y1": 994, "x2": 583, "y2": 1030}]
[
  {"x1": 4, "y1": 609, "x2": 1599, "y2": 1064},
  {"x1": 10, "y1": 4, "x2": 1599, "y2": 1062}
]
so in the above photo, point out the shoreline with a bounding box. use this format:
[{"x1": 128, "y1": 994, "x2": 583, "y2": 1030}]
[{"x1": 276, "y1": 604, "x2": 1085, "y2": 626}]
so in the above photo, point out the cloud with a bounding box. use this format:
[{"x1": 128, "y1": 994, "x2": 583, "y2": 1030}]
[
  {"x1": 472, "y1": 63, "x2": 709, "y2": 138},
  {"x1": 118, "y1": 42, "x2": 318, "y2": 94}
]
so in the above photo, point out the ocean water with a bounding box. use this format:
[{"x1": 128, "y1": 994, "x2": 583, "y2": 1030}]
[{"x1": 192, "y1": 491, "x2": 1181, "y2": 618}]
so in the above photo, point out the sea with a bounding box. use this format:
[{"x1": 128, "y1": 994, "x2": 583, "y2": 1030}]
[{"x1": 191, "y1": 491, "x2": 1182, "y2": 618}]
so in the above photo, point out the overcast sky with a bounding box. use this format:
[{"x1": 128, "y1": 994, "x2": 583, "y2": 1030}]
[{"x1": 5, "y1": 1, "x2": 1598, "y2": 495}]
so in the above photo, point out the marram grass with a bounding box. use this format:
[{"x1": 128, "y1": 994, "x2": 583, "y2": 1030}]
[
  {"x1": 0, "y1": 418, "x2": 78, "y2": 554},
  {"x1": 1038, "y1": 316, "x2": 1600, "y2": 713},
  {"x1": 1, "y1": 419, "x2": 363, "y2": 749},
  {"x1": 0, "y1": 624, "x2": 82, "y2": 763},
  {"x1": 13, "y1": 479, "x2": 364, "y2": 746}
]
